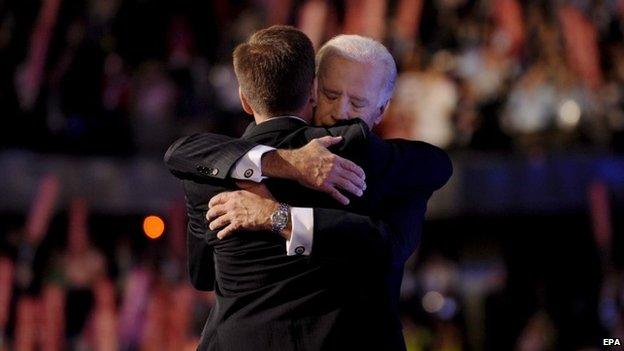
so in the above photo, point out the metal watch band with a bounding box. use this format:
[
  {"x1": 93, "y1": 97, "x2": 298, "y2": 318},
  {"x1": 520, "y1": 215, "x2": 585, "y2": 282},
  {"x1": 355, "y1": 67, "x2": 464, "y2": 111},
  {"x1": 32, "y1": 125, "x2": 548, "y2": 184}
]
[{"x1": 270, "y1": 202, "x2": 290, "y2": 234}]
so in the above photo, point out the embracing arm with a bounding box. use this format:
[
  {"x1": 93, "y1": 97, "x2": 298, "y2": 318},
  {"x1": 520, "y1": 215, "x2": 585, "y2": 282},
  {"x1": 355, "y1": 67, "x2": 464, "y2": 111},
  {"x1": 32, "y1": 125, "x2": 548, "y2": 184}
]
[
  {"x1": 165, "y1": 132, "x2": 366, "y2": 205},
  {"x1": 165, "y1": 120, "x2": 452, "y2": 206},
  {"x1": 208, "y1": 185, "x2": 428, "y2": 269}
]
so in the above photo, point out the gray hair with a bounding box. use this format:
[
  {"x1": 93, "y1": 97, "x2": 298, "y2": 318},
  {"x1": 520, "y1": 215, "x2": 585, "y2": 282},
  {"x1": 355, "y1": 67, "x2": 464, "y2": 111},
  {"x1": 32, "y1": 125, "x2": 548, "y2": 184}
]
[{"x1": 316, "y1": 34, "x2": 397, "y2": 107}]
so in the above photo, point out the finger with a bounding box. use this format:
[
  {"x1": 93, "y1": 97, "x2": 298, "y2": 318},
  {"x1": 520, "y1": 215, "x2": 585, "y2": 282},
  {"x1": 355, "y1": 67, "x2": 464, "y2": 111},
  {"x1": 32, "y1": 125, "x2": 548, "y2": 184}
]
[
  {"x1": 208, "y1": 213, "x2": 231, "y2": 231},
  {"x1": 206, "y1": 204, "x2": 227, "y2": 222},
  {"x1": 209, "y1": 192, "x2": 230, "y2": 208},
  {"x1": 217, "y1": 223, "x2": 238, "y2": 240},
  {"x1": 314, "y1": 136, "x2": 343, "y2": 148},
  {"x1": 333, "y1": 175, "x2": 364, "y2": 197},
  {"x1": 339, "y1": 157, "x2": 366, "y2": 180},
  {"x1": 336, "y1": 163, "x2": 366, "y2": 191},
  {"x1": 327, "y1": 187, "x2": 350, "y2": 205}
]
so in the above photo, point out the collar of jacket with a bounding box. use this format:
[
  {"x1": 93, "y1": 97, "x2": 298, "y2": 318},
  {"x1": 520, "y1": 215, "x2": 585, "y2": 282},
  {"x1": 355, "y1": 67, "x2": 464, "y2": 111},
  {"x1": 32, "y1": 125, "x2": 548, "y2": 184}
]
[{"x1": 242, "y1": 116, "x2": 308, "y2": 140}]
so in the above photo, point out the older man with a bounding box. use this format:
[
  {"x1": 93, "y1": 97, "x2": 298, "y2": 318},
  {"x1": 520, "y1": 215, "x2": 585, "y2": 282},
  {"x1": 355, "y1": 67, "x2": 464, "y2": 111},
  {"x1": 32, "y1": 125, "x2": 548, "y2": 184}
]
[{"x1": 165, "y1": 27, "x2": 451, "y2": 350}]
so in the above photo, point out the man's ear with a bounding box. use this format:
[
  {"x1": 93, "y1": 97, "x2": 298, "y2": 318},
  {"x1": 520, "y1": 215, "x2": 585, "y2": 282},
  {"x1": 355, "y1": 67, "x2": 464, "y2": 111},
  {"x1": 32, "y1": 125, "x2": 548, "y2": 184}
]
[
  {"x1": 238, "y1": 87, "x2": 254, "y2": 115},
  {"x1": 374, "y1": 99, "x2": 391, "y2": 126}
]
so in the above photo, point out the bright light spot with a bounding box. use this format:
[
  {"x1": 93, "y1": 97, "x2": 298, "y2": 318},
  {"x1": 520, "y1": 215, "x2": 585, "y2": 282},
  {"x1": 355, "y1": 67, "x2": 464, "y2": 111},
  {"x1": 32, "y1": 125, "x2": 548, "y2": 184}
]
[
  {"x1": 422, "y1": 291, "x2": 445, "y2": 313},
  {"x1": 558, "y1": 99, "x2": 581, "y2": 129},
  {"x1": 143, "y1": 215, "x2": 165, "y2": 239}
]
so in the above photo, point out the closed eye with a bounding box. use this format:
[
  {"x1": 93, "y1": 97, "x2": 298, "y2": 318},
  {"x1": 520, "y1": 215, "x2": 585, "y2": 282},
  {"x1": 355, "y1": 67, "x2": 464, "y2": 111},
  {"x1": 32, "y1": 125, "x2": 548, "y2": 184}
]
[
  {"x1": 324, "y1": 92, "x2": 338, "y2": 100},
  {"x1": 322, "y1": 88, "x2": 340, "y2": 100}
]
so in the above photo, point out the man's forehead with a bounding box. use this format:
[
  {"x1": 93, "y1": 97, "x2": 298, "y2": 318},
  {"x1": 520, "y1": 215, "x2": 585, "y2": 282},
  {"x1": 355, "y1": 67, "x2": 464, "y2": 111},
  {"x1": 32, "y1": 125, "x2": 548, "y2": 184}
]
[
  {"x1": 319, "y1": 59, "x2": 384, "y2": 94},
  {"x1": 321, "y1": 54, "x2": 364, "y2": 68}
]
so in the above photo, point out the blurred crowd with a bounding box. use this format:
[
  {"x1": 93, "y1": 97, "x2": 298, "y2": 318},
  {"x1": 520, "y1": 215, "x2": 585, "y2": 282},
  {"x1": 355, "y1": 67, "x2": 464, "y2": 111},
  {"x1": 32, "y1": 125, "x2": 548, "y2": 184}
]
[
  {"x1": 1, "y1": 0, "x2": 624, "y2": 156},
  {"x1": 1, "y1": 0, "x2": 624, "y2": 350},
  {"x1": 1, "y1": 174, "x2": 622, "y2": 351},
  {"x1": 380, "y1": 0, "x2": 624, "y2": 153},
  {"x1": 0, "y1": 174, "x2": 213, "y2": 350}
]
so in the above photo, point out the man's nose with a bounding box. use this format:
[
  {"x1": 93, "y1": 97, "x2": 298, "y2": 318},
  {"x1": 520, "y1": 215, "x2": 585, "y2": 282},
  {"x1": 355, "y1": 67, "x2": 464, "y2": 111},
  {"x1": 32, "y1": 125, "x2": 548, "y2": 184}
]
[{"x1": 331, "y1": 98, "x2": 350, "y2": 121}]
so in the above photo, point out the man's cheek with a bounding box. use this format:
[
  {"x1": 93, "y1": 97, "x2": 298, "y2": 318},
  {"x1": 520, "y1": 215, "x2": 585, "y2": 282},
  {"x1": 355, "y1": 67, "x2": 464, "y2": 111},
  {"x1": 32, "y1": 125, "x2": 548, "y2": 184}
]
[
  {"x1": 312, "y1": 113, "x2": 327, "y2": 126},
  {"x1": 312, "y1": 115, "x2": 324, "y2": 127}
]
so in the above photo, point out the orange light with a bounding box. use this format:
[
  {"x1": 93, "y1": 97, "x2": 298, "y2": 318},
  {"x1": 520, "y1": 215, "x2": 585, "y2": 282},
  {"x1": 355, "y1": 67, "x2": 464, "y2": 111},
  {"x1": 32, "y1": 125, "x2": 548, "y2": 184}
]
[{"x1": 143, "y1": 215, "x2": 165, "y2": 239}]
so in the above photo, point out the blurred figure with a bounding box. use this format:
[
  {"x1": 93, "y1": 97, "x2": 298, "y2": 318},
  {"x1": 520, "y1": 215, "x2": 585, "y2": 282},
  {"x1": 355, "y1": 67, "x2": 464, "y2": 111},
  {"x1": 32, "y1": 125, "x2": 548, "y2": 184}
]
[
  {"x1": 380, "y1": 50, "x2": 458, "y2": 149},
  {"x1": 501, "y1": 62, "x2": 556, "y2": 150},
  {"x1": 54, "y1": 199, "x2": 106, "y2": 348},
  {"x1": 131, "y1": 62, "x2": 177, "y2": 155},
  {"x1": 515, "y1": 311, "x2": 556, "y2": 351}
]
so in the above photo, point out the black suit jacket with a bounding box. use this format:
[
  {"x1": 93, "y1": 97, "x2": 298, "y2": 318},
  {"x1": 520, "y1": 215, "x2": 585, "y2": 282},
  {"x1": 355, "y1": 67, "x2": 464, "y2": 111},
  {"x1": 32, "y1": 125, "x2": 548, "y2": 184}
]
[{"x1": 165, "y1": 117, "x2": 452, "y2": 350}]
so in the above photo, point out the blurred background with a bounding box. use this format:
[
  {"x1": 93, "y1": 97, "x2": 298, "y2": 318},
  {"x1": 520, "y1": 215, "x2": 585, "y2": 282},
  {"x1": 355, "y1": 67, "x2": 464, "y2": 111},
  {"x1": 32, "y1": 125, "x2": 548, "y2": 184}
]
[{"x1": 0, "y1": 0, "x2": 623, "y2": 350}]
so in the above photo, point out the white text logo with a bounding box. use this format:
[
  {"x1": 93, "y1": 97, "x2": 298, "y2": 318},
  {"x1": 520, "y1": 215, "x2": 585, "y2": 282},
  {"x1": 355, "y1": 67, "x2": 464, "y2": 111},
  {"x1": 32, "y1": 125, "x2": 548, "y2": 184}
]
[{"x1": 603, "y1": 338, "x2": 621, "y2": 346}]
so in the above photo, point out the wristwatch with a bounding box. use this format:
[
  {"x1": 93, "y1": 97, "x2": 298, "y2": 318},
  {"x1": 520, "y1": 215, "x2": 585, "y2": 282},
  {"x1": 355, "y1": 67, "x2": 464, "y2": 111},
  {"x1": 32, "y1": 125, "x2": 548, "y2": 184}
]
[{"x1": 270, "y1": 203, "x2": 290, "y2": 234}]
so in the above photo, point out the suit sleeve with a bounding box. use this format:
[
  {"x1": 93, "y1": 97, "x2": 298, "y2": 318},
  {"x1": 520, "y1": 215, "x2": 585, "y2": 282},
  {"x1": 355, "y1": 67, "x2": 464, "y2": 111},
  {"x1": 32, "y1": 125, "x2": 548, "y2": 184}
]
[
  {"x1": 364, "y1": 135, "x2": 453, "y2": 195},
  {"x1": 182, "y1": 180, "x2": 236, "y2": 292},
  {"x1": 183, "y1": 185, "x2": 215, "y2": 291},
  {"x1": 310, "y1": 193, "x2": 428, "y2": 269},
  {"x1": 186, "y1": 203, "x2": 215, "y2": 291},
  {"x1": 164, "y1": 133, "x2": 258, "y2": 180}
]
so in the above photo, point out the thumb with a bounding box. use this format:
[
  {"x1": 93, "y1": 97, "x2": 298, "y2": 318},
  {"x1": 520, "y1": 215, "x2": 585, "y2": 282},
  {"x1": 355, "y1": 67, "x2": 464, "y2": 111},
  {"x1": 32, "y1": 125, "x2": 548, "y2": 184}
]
[{"x1": 315, "y1": 136, "x2": 343, "y2": 148}]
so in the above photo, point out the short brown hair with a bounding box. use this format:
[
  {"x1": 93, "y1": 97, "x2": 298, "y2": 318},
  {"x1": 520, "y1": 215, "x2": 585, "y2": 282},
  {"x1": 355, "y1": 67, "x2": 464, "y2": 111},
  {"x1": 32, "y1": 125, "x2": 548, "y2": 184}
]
[{"x1": 233, "y1": 25, "x2": 315, "y2": 116}]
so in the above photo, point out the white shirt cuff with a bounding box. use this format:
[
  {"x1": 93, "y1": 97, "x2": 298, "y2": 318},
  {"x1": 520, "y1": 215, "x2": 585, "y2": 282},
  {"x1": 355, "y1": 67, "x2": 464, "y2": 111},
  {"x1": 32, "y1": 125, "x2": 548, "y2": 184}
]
[
  {"x1": 286, "y1": 207, "x2": 313, "y2": 256},
  {"x1": 229, "y1": 145, "x2": 276, "y2": 182}
]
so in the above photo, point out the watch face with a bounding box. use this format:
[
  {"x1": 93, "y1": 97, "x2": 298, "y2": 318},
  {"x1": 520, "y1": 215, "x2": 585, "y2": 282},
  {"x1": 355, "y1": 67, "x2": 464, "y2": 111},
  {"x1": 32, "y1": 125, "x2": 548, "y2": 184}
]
[{"x1": 273, "y1": 211, "x2": 288, "y2": 225}]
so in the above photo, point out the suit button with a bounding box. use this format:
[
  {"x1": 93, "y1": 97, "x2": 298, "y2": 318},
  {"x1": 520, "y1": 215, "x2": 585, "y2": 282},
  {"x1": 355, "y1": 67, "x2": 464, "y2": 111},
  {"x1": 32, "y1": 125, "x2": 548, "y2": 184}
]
[
  {"x1": 211, "y1": 168, "x2": 219, "y2": 176},
  {"x1": 244, "y1": 169, "x2": 253, "y2": 178},
  {"x1": 295, "y1": 246, "x2": 305, "y2": 255},
  {"x1": 196, "y1": 165, "x2": 203, "y2": 172}
]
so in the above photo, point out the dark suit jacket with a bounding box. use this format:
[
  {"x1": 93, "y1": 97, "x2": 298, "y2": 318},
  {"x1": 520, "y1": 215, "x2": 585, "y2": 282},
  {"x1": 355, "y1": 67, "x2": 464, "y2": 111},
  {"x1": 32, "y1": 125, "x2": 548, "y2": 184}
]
[{"x1": 165, "y1": 117, "x2": 452, "y2": 350}]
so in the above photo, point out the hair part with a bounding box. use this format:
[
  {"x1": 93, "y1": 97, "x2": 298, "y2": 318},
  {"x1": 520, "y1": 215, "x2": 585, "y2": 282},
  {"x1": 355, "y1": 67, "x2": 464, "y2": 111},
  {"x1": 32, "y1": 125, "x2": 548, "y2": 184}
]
[
  {"x1": 316, "y1": 35, "x2": 397, "y2": 107},
  {"x1": 233, "y1": 25, "x2": 315, "y2": 116}
]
